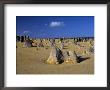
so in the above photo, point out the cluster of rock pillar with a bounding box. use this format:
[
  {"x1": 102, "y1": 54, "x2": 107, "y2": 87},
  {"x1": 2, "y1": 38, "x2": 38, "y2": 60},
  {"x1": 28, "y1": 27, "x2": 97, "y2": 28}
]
[
  {"x1": 46, "y1": 46, "x2": 78, "y2": 64},
  {"x1": 16, "y1": 36, "x2": 94, "y2": 43}
]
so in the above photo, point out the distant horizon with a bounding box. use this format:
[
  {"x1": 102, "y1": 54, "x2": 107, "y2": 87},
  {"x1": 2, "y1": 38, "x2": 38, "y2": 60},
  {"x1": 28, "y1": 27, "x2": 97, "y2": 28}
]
[
  {"x1": 16, "y1": 16, "x2": 94, "y2": 38},
  {"x1": 16, "y1": 35, "x2": 94, "y2": 39}
]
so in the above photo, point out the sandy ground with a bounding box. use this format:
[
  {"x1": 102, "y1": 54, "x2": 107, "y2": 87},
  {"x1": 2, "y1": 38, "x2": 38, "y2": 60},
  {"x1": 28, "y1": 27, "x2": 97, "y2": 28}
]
[{"x1": 16, "y1": 42, "x2": 94, "y2": 74}]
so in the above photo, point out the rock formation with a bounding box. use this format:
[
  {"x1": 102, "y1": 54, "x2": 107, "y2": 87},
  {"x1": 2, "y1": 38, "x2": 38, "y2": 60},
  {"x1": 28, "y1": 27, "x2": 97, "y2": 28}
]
[
  {"x1": 63, "y1": 51, "x2": 77, "y2": 64},
  {"x1": 46, "y1": 46, "x2": 64, "y2": 64}
]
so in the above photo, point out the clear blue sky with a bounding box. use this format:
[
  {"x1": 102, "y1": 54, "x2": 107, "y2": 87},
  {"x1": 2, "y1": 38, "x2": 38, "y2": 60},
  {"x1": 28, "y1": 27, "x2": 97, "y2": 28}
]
[{"x1": 16, "y1": 16, "x2": 94, "y2": 38}]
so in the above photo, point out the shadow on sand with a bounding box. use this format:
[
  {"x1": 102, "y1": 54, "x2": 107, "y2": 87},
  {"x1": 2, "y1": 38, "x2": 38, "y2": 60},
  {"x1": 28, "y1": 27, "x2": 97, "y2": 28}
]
[{"x1": 76, "y1": 56, "x2": 90, "y2": 63}]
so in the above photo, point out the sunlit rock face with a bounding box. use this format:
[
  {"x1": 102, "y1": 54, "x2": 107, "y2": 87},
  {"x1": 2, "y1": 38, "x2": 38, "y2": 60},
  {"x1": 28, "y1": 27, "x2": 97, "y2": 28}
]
[
  {"x1": 46, "y1": 46, "x2": 64, "y2": 64},
  {"x1": 47, "y1": 46, "x2": 78, "y2": 64},
  {"x1": 63, "y1": 51, "x2": 77, "y2": 64}
]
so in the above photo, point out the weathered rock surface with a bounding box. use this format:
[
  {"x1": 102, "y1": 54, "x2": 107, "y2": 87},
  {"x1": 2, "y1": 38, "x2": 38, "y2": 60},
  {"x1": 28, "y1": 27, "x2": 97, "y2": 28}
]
[
  {"x1": 63, "y1": 51, "x2": 77, "y2": 64},
  {"x1": 46, "y1": 46, "x2": 64, "y2": 64}
]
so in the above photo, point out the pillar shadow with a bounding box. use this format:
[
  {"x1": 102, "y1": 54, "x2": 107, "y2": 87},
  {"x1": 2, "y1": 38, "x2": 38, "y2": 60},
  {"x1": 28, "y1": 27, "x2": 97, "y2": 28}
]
[{"x1": 76, "y1": 56, "x2": 90, "y2": 63}]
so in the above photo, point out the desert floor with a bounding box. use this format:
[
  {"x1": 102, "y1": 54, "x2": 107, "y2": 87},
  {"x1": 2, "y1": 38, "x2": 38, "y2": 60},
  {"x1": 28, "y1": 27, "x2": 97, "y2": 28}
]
[{"x1": 16, "y1": 42, "x2": 94, "y2": 74}]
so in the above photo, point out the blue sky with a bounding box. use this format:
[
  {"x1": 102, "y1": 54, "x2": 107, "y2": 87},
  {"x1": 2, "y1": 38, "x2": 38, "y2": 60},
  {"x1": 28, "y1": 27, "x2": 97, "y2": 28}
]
[{"x1": 16, "y1": 16, "x2": 94, "y2": 38}]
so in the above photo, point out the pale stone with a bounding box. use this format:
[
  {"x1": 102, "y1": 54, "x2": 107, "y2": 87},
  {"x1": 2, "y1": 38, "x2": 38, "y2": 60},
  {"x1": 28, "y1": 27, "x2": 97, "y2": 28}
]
[
  {"x1": 63, "y1": 51, "x2": 77, "y2": 64},
  {"x1": 46, "y1": 46, "x2": 64, "y2": 64}
]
